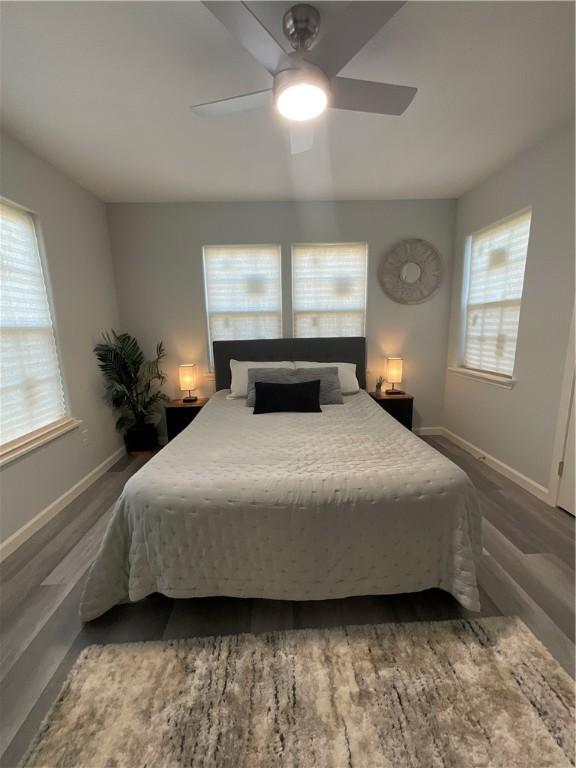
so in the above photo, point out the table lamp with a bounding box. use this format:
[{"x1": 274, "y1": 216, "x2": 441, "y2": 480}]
[
  {"x1": 386, "y1": 357, "x2": 404, "y2": 395},
  {"x1": 179, "y1": 363, "x2": 198, "y2": 402}
]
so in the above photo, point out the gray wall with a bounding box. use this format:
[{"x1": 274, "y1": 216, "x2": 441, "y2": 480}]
[
  {"x1": 107, "y1": 200, "x2": 456, "y2": 433},
  {"x1": 444, "y1": 119, "x2": 575, "y2": 487},
  {"x1": 0, "y1": 133, "x2": 122, "y2": 543}
]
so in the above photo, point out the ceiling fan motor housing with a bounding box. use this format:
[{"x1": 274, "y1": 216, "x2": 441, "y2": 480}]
[
  {"x1": 273, "y1": 59, "x2": 331, "y2": 104},
  {"x1": 282, "y1": 4, "x2": 321, "y2": 51}
]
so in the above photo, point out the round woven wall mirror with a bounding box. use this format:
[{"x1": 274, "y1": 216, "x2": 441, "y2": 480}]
[{"x1": 378, "y1": 239, "x2": 443, "y2": 304}]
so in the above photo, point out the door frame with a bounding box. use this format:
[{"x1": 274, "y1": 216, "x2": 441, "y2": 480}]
[{"x1": 548, "y1": 307, "x2": 575, "y2": 508}]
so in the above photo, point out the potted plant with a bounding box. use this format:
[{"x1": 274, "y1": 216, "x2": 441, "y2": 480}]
[
  {"x1": 375, "y1": 376, "x2": 385, "y2": 395},
  {"x1": 94, "y1": 330, "x2": 169, "y2": 453}
]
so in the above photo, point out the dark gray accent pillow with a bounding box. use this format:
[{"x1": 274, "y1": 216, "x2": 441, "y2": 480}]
[
  {"x1": 246, "y1": 368, "x2": 299, "y2": 407},
  {"x1": 246, "y1": 367, "x2": 343, "y2": 406},
  {"x1": 253, "y1": 380, "x2": 321, "y2": 414}
]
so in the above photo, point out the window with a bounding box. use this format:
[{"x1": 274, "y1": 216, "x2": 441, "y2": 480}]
[
  {"x1": 292, "y1": 243, "x2": 368, "y2": 337},
  {"x1": 0, "y1": 202, "x2": 68, "y2": 448},
  {"x1": 203, "y1": 245, "x2": 282, "y2": 362},
  {"x1": 461, "y1": 210, "x2": 531, "y2": 378}
]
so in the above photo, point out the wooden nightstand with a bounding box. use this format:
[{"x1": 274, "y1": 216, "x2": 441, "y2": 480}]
[
  {"x1": 369, "y1": 392, "x2": 414, "y2": 430},
  {"x1": 165, "y1": 398, "x2": 209, "y2": 441}
]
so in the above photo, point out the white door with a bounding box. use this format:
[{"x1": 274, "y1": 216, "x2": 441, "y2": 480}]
[{"x1": 557, "y1": 383, "x2": 575, "y2": 516}]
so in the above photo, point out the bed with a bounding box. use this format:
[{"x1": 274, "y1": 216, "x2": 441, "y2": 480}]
[{"x1": 80, "y1": 337, "x2": 481, "y2": 621}]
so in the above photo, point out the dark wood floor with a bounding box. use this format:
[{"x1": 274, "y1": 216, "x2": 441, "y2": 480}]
[{"x1": 0, "y1": 436, "x2": 573, "y2": 766}]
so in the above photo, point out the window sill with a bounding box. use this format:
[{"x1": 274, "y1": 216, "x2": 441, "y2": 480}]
[
  {"x1": 0, "y1": 417, "x2": 82, "y2": 468},
  {"x1": 447, "y1": 367, "x2": 515, "y2": 389}
]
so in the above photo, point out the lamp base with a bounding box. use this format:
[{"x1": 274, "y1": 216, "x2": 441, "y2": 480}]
[
  {"x1": 182, "y1": 394, "x2": 198, "y2": 403},
  {"x1": 385, "y1": 388, "x2": 405, "y2": 395}
]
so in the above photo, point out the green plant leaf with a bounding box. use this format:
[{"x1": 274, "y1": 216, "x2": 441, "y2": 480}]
[{"x1": 95, "y1": 330, "x2": 169, "y2": 433}]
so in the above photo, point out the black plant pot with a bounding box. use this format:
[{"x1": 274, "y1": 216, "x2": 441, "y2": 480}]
[{"x1": 124, "y1": 423, "x2": 158, "y2": 453}]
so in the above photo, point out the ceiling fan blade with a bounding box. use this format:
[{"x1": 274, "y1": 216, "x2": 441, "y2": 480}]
[
  {"x1": 306, "y1": 1, "x2": 406, "y2": 78},
  {"x1": 289, "y1": 122, "x2": 315, "y2": 155},
  {"x1": 202, "y1": 1, "x2": 285, "y2": 75},
  {"x1": 331, "y1": 77, "x2": 417, "y2": 115},
  {"x1": 191, "y1": 89, "x2": 272, "y2": 117}
]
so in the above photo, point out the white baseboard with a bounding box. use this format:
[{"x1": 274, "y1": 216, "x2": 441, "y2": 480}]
[
  {"x1": 406, "y1": 427, "x2": 549, "y2": 502},
  {"x1": 0, "y1": 446, "x2": 125, "y2": 563},
  {"x1": 440, "y1": 427, "x2": 550, "y2": 503},
  {"x1": 413, "y1": 427, "x2": 444, "y2": 436}
]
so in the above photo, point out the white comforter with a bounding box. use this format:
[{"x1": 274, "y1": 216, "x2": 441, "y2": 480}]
[{"x1": 80, "y1": 391, "x2": 481, "y2": 620}]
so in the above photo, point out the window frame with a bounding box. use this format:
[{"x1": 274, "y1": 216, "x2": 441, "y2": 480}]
[
  {"x1": 455, "y1": 208, "x2": 532, "y2": 385},
  {"x1": 202, "y1": 243, "x2": 284, "y2": 367},
  {"x1": 0, "y1": 198, "x2": 79, "y2": 465},
  {"x1": 290, "y1": 241, "x2": 369, "y2": 339}
]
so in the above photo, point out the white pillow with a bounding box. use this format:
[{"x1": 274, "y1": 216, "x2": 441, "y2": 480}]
[
  {"x1": 294, "y1": 361, "x2": 360, "y2": 394},
  {"x1": 228, "y1": 359, "x2": 295, "y2": 398}
]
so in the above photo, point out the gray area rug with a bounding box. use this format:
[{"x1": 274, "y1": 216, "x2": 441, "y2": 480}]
[{"x1": 23, "y1": 617, "x2": 574, "y2": 767}]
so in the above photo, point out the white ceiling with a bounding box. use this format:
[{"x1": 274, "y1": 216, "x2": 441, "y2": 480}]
[{"x1": 1, "y1": 1, "x2": 573, "y2": 202}]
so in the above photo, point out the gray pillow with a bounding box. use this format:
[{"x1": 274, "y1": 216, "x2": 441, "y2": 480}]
[
  {"x1": 246, "y1": 367, "x2": 343, "y2": 406},
  {"x1": 246, "y1": 368, "x2": 299, "y2": 407},
  {"x1": 295, "y1": 368, "x2": 344, "y2": 405}
]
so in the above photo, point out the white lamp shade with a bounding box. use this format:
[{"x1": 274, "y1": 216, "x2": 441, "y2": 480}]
[
  {"x1": 386, "y1": 357, "x2": 403, "y2": 384},
  {"x1": 179, "y1": 364, "x2": 197, "y2": 392}
]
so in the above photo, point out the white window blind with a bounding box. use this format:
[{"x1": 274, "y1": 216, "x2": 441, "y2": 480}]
[
  {"x1": 0, "y1": 202, "x2": 67, "y2": 447},
  {"x1": 292, "y1": 243, "x2": 368, "y2": 338},
  {"x1": 203, "y1": 245, "x2": 282, "y2": 361},
  {"x1": 462, "y1": 210, "x2": 531, "y2": 377}
]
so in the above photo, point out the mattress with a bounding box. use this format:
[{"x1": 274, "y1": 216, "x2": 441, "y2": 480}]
[{"x1": 80, "y1": 390, "x2": 481, "y2": 620}]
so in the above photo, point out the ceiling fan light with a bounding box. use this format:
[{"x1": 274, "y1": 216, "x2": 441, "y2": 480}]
[{"x1": 276, "y1": 82, "x2": 328, "y2": 122}]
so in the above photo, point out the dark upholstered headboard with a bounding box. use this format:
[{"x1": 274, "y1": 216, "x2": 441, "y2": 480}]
[{"x1": 213, "y1": 337, "x2": 367, "y2": 391}]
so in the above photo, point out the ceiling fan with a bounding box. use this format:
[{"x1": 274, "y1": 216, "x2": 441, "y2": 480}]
[{"x1": 191, "y1": 1, "x2": 417, "y2": 154}]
